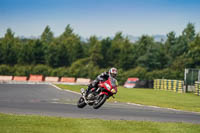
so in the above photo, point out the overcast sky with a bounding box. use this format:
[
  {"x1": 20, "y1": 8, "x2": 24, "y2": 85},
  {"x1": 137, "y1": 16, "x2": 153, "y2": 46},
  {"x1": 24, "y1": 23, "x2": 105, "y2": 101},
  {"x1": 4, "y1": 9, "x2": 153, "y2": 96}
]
[{"x1": 1, "y1": 0, "x2": 200, "y2": 38}]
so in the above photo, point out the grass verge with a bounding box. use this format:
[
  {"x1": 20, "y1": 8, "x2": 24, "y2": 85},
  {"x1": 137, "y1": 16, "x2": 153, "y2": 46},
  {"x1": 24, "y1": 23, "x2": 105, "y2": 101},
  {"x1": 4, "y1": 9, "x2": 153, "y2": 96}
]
[
  {"x1": 0, "y1": 113, "x2": 200, "y2": 133},
  {"x1": 56, "y1": 84, "x2": 200, "y2": 112}
]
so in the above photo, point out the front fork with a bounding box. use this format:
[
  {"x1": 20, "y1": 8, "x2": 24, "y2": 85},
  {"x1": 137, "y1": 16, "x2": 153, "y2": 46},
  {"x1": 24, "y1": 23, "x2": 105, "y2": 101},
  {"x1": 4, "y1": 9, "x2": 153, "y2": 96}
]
[{"x1": 81, "y1": 88, "x2": 96, "y2": 105}]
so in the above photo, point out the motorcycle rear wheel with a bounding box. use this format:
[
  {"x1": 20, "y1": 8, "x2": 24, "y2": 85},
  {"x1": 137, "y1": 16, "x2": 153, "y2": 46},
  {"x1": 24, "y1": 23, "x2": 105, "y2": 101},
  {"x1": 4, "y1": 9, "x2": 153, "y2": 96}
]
[
  {"x1": 93, "y1": 94, "x2": 107, "y2": 109},
  {"x1": 77, "y1": 97, "x2": 87, "y2": 108}
]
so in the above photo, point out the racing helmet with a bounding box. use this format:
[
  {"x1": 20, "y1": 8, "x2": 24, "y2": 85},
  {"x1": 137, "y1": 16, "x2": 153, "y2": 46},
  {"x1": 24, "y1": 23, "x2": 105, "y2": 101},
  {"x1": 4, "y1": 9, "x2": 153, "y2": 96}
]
[{"x1": 109, "y1": 67, "x2": 117, "y2": 78}]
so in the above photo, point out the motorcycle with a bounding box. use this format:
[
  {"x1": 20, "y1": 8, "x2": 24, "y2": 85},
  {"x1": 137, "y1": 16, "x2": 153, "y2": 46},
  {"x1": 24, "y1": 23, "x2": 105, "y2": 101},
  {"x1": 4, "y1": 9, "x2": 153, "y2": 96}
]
[{"x1": 77, "y1": 77, "x2": 118, "y2": 109}]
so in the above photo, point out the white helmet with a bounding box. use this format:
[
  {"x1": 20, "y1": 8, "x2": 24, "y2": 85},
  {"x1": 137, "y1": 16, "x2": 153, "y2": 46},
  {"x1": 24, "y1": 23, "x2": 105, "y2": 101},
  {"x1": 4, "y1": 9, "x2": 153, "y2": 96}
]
[{"x1": 109, "y1": 67, "x2": 117, "y2": 78}]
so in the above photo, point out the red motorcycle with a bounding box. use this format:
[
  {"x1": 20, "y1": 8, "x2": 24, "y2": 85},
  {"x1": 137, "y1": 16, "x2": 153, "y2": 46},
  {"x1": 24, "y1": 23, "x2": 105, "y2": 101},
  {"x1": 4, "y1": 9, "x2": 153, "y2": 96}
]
[{"x1": 77, "y1": 77, "x2": 118, "y2": 109}]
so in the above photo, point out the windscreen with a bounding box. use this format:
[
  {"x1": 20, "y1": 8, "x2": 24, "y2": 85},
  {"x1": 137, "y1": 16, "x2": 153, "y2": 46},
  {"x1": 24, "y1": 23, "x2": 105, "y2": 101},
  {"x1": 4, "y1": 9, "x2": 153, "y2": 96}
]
[{"x1": 110, "y1": 77, "x2": 118, "y2": 87}]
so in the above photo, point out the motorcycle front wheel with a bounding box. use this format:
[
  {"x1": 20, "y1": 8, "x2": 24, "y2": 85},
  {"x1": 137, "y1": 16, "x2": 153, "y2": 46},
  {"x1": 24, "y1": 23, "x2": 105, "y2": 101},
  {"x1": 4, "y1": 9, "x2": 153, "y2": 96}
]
[
  {"x1": 77, "y1": 97, "x2": 87, "y2": 108},
  {"x1": 93, "y1": 94, "x2": 107, "y2": 109}
]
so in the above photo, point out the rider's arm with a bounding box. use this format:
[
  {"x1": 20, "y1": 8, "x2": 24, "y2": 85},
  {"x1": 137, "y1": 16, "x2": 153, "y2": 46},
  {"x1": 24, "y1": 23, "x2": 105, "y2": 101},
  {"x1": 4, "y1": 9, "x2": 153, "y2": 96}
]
[{"x1": 97, "y1": 72, "x2": 109, "y2": 81}]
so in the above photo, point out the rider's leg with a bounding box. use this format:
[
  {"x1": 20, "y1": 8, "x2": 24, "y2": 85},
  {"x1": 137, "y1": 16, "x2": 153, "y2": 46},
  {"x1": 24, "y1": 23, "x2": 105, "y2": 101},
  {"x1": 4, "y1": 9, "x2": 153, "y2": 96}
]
[
  {"x1": 93, "y1": 80, "x2": 99, "y2": 92},
  {"x1": 85, "y1": 84, "x2": 93, "y2": 97},
  {"x1": 85, "y1": 80, "x2": 99, "y2": 97}
]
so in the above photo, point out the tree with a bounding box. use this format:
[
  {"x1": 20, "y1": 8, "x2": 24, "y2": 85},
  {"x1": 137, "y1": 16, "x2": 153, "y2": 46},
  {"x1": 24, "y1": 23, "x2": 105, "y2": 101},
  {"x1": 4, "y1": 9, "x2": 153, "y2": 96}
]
[
  {"x1": 88, "y1": 36, "x2": 103, "y2": 66},
  {"x1": 41, "y1": 25, "x2": 54, "y2": 44},
  {"x1": 60, "y1": 24, "x2": 73, "y2": 39},
  {"x1": 66, "y1": 37, "x2": 83, "y2": 64},
  {"x1": 45, "y1": 42, "x2": 60, "y2": 67},
  {"x1": 54, "y1": 24, "x2": 84, "y2": 66},
  {"x1": 187, "y1": 34, "x2": 200, "y2": 67},
  {"x1": 118, "y1": 38, "x2": 135, "y2": 70},
  {"x1": 56, "y1": 41, "x2": 69, "y2": 67},
  {"x1": 135, "y1": 35, "x2": 154, "y2": 57},
  {"x1": 108, "y1": 32, "x2": 126, "y2": 68},
  {"x1": 135, "y1": 35, "x2": 155, "y2": 70},
  {"x1": 175, "y1": 23, "x2": 196, "y2": 57},
  {"x1": 182, "y1": 23, "x2": 196, "y2": 43},
  {"x1": 165, "y1": 31, "x2": 177, "y2": 55},
  {"x1": 164, "y1": 31, "x2": 177, "y2": 65},
  {"x1": 1, "y1": 28, "x2": 19, "y2": 65},
  {"x1": 100, "y1": 37, "x2": 112, "y2": 68},
  {"x1": 32, "y1": 40, "x2": 45, "y2": 64},
  {"x1": 137, "y1": 42, "x2": 167, "y2": 71},
  {"x1": 0, "y1": 40, "x2": 3, "y2": 64},
  {"x1": 17, "y1": 39, "x2": 34, "y2": 65}
]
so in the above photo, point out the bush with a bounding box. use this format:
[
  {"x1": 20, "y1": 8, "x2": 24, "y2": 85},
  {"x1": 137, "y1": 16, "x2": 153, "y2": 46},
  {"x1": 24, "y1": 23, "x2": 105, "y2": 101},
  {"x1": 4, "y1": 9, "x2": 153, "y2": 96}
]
[
  {"x1": 50, "y1": 67, "x2": 71, "y2": 77},
  {"x1": 0, "y1": 63, "x2": 184, "y2": 85},
  {"x1": 31, "y1": 64, "x2": 51, "y2": 76},
  {"x1": 124, "y1": 67, "x2": 147, "y2": 78},
  {"x1": 69, "y1": 58, "x2": 101, "y2": 79},
  {"x1": 117, "y1": 67, "x2": 147, "y2": 85},
  {"x1": 13, "y1": 65, "x2": 33, "y2": 76},
  {"x1": 146, "y1": 68, "x2": 184, "y2": 80},
  {"x1": 116, "y1": 68, "x2": 125, "y2": 85},
  {"x1": 0, "y1": 64, "x2": 14, "y2": 75}
]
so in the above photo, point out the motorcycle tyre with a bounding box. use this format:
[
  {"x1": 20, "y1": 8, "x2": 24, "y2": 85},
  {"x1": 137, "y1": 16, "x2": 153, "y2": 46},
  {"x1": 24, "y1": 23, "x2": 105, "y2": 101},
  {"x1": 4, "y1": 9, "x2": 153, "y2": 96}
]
[
  {"x1": 77, "y1": 97, "x2": 87, "y2": 108},
  {"x1": 93, "y1": 94, "x2": 107, "y2": 109}
]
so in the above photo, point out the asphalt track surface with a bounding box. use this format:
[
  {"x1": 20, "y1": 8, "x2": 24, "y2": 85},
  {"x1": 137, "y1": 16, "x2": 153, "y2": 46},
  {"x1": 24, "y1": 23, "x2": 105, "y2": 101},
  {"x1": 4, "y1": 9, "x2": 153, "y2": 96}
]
[{"x1": 0, "y1": 84, "x2": 200, "y2": 123}]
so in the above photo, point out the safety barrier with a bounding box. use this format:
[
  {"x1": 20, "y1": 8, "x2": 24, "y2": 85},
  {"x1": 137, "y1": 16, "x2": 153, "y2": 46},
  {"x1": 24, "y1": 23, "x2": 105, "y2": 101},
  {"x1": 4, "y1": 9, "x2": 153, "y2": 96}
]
[
  {"x1": 0, "y1": 74, "x2": 92, "y2": 85},
  {"x1": 60, "y1": 77, "x2": 76, "y2": 83},
  {"x1": 28, "y1": 74, "x2": 44, "y2": 82},
  {"x1": 195, "y1": 81, "x2": 200, "y2": 96},
  {"x1": 13, "y1": 76, "x2": 27, "y2": 81},
  {"x1": 154, "y1": 79, "x2": 184, "y2": 93},
  {"x1": 0, "y1": 75, "x2": 13, "y2": 81},
  {"x1": 76, "y1": 78, "x2": 91, "y2": 85},
  {"x1": 45, "y1": 76, "x2": 59, "y2": 82}
]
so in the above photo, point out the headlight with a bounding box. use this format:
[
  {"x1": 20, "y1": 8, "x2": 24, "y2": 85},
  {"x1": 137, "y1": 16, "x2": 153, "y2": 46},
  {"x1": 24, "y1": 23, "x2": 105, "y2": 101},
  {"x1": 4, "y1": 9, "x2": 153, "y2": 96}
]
[{"x1": 111, "y1": 89, "x2": 116, "y2": 94}]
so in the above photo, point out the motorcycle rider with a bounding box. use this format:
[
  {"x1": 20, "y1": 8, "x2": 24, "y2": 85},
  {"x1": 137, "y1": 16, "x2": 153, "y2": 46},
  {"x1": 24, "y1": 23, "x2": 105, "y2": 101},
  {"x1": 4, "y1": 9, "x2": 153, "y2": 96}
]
[{"x1": 85, "y1": 67, "x2": 118, "y2": 97}]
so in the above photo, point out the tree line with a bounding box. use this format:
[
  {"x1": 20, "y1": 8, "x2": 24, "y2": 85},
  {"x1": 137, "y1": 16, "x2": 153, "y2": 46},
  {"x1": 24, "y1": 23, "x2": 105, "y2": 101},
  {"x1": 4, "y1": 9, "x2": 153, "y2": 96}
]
[{"x1": 0, "y1": 23, "x2": 200, "y2": 85}]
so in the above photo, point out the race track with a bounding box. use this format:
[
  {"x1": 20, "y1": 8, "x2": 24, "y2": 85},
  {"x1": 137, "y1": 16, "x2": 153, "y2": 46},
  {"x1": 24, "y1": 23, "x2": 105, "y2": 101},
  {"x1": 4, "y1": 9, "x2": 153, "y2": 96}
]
[{"x1": 0, "y1": 84, "x2": 200, "y2": 123}]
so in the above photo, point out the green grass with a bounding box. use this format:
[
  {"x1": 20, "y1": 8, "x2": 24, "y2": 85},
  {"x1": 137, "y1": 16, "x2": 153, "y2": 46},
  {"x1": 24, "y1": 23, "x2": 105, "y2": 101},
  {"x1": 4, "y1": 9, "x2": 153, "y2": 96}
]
[
  {"x1": 0, "y1": 113, "x2": 200, "y2": 133},
  {"x1": 56, "y1": 84, "x2": 200, "y2": 112},
  {"x1": 56, "y1": 84, "x2": 87, "y2": 93}
]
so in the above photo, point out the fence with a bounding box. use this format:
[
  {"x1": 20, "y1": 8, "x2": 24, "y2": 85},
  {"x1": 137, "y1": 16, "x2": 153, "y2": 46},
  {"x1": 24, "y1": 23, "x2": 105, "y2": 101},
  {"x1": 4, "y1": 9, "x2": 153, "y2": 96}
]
[
  {"x1": 184, "y1": 68, "x2": 200, "y2": 92},
  {"x1": 154, "y1": 79, "x2": 184, "y2": 93},
  {"x1": 195, "y1": 81, "x2": 200, "y2": 96}
]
